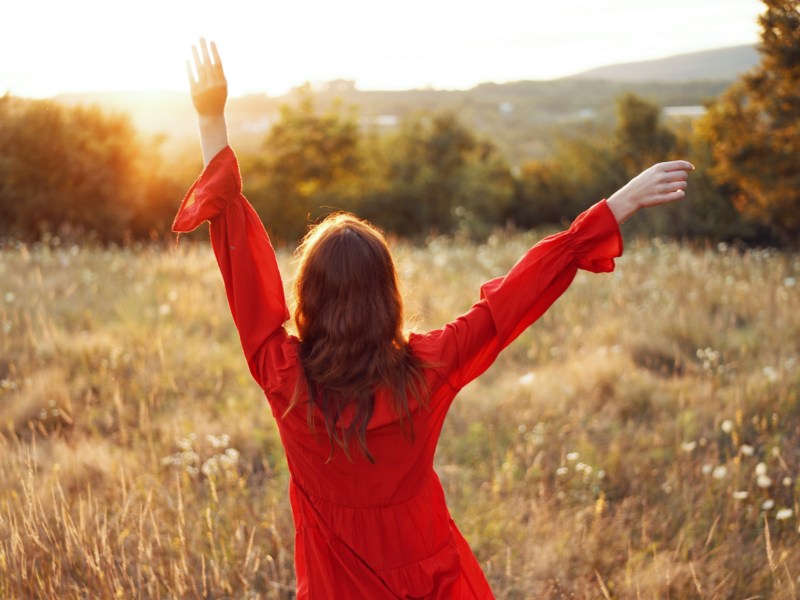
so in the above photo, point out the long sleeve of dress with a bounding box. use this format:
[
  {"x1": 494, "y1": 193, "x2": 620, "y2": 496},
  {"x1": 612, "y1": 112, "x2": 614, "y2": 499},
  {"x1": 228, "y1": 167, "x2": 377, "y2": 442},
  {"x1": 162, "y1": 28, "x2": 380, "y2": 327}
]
[
  {"x1": 172, "y1": 146, "x2": 297, "y2": 398},
  {"x1": 414, "y1": 200, "x2": 623, "y2": 393}
]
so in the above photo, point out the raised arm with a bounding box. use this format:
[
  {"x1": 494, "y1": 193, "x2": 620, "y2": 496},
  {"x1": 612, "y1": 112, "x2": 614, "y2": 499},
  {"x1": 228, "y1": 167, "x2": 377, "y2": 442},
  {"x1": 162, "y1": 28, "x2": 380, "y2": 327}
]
[
  {"x1": 174, "y1": 40, "x2": 296, "y2": 398},
  {"x1": 417, "y1": 160, "x2": 695, "y2": 393},
  {"x1": 187, "y1": 38, "x2": 230, "y2": 166}
]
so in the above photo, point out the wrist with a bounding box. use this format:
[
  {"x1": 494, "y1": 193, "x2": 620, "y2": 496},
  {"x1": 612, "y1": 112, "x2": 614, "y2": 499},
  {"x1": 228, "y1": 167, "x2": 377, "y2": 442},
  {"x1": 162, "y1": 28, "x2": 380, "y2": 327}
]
[
  {"x1": 198, "y1": 113, "x2": 226, "y2": 127},
  {"x1": 606, "y1": 190, "x2": 638, "y2": 225}
]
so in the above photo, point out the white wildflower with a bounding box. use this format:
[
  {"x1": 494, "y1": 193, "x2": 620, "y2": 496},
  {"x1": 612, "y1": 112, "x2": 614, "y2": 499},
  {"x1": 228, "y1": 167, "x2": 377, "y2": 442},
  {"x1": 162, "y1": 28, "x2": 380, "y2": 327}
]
[
  {"x1": 566, "y1": 452, "x2": 579, "y2": 462},
  {"x1": 597, "y1": 470, "x2": 606, "y2": 480},
  {"x1": 556, "y1": 467, "x2": 569, "y2": 477},
  {"x1": 762, "y1": 499, "x2": 775, "y2": 511},
  {"x1": 762, "y1": 366, "x2": 778, "y2": 383},
  {"x1": 755, "y1": 462, "x2": 768, "y2": 476},
  {"x1": 776, "y1": 508, "x2": 793, "y2": 521},
  {"x1": 721, "y1": 420, "x2": 734, "y2": 434},
  {"x1": 575, "y1": 462, "x2": 587, "y2": 473},
  {"x1": 782, "y1": 477, "x2": 792, "y2": 487},
  {"x1": 702, "y1": 464, "x2": 713, "y2": 475},
  {"x1": 784, "y1": 277, "x2": 797, "y2": 288},
  {"x1": 757, "y1": 475, "x2": 773, "y2": 488},
  {"x1": 732, "y1": 490, "x2": 749, "y2": 500},
  {"x1": 713, "y1": 466, "x2": 728, "y2": 480},
  {"x1": 680, "y1": 441, "x2": 697, "y2": 453},
  {"x1": 518, "y1": 372, "x2": 536, "y2": 386},
  {"x1": 206, "y1": 434, "x2": 231, "y2": 449},
  {"x1": 4, "y1": 292, "x2": 14, "y2": 303},
  {"x1": 158, "y1": 303, "x2": 171, "y2": 316},
  {"x1": 201, "y1": 456, "x2": 220, "y2": 477},
  {"x1": 740, "y1": 444, "x2": 755, "y2": 457}
]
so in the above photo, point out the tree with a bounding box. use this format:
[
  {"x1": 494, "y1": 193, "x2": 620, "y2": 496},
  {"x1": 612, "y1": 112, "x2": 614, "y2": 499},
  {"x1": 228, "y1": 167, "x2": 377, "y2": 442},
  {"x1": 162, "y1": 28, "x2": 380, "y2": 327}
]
[
  {"x1": 242, "y1": 91, "x2": 365, "y2": 242},
  {"x1": 613, "y1": 93, "x2": 677, "y2": 177},
  {"x1": 697, "y1": 0, "x2": 800, "y2": 243},
  {"x1": 361, "y1": 112, "x2": 514, "y2": 238},
  {"x1": 0, "y1": 95, "x2": 181, "y2": 242}
]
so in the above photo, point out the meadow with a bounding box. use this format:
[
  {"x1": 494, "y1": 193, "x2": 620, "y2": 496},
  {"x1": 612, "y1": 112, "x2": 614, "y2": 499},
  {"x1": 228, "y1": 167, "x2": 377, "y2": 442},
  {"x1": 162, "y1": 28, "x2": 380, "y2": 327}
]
[{"x1": 0, "y1": 230, "x2": 798, "y2": 599}]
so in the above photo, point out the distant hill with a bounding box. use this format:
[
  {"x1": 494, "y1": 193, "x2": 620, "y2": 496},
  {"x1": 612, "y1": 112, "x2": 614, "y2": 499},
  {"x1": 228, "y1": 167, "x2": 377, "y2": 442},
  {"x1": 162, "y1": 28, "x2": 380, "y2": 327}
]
[
  {"x1": 571, "y1": 44, "x2": 759, "y2": 82},
  {"x1": 51, "y1": 45, "x2": 756, "y2": 164}
]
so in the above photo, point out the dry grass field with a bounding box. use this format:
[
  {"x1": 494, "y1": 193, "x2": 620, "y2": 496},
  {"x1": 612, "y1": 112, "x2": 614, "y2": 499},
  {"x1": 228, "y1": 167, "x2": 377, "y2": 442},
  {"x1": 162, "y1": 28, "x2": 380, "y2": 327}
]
[{"x1": 1, "y1": 231, "x2": 799, "y2": 598}]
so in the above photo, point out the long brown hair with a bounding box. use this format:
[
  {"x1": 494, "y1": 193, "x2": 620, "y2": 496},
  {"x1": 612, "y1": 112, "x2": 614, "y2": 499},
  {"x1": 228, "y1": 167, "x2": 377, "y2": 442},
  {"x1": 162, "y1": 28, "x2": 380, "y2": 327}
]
[{"x1": 288, "y1": 213, "x2": 427, "y2": 461}]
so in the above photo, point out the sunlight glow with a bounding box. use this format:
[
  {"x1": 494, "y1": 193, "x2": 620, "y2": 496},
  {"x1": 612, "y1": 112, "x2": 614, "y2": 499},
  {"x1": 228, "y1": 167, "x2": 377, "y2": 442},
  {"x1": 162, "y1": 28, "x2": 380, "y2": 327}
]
[{"x1": 1, "y1": 0, "x2": 763, "y2": 98}]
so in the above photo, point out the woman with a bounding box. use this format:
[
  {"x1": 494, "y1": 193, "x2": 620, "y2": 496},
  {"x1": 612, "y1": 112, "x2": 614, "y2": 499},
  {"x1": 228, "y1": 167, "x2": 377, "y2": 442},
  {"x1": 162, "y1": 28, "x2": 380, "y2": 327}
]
[{"x1": 176, "y1": 39, "x2": 693, "y2": 599}]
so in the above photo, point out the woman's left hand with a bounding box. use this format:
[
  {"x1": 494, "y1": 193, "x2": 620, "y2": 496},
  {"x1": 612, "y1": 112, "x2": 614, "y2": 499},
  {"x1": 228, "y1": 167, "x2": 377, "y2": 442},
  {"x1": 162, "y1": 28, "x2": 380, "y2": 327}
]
[
  {"x1": 187, "y1": 38, "x2": 228, "y2": 117},
  {"x1": 607, "y1": 160, "x2": 695, "y2": 224}
]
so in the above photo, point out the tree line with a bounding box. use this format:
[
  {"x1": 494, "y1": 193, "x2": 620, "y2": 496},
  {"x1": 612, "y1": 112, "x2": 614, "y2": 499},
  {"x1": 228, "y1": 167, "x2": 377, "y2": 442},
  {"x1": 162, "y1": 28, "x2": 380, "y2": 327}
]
[{"x1": 0, "y1": 0, "x2": 796, "y2": 246}]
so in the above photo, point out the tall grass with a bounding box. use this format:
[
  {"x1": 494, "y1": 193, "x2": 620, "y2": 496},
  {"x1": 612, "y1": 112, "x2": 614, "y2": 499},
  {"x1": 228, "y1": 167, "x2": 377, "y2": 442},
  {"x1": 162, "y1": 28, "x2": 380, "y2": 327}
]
[{"x1": 1, "y1": 233, "x2": 798, "y2": 598}]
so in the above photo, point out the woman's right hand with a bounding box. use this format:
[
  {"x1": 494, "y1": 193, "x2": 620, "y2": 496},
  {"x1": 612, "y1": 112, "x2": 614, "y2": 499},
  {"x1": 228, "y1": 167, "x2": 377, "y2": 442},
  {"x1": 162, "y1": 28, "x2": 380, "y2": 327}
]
[{"x1": 187, "y1": 38, "x2": 228, "y2": 117}]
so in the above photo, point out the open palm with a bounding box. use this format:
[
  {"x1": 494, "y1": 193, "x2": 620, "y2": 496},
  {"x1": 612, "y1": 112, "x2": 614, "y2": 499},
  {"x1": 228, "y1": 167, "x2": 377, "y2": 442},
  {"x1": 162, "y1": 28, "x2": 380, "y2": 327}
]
[{"x1": 187, "y1": 38, "x2": 227, "y2": 117}]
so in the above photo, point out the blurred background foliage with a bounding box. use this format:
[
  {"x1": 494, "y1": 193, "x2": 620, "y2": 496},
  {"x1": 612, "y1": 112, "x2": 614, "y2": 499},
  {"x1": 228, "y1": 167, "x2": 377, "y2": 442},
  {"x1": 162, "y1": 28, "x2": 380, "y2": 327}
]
[{"x1": 0, "y1": 0, "x2": 796, "y2": 247}]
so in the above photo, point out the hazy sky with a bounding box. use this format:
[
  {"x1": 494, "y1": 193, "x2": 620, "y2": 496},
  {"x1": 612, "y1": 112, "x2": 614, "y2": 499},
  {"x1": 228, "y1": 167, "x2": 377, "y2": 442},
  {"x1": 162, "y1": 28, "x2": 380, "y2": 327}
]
[{"x1": 2, "y1": 0, "x2": 764, "y2": 98}]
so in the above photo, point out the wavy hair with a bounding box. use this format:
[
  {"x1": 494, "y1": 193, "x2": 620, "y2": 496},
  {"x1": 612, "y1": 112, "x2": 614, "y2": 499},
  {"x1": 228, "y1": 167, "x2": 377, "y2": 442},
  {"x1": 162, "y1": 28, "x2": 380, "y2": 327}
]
[{"x1": 287, "y1": 213, "x2": 427, "y2": 461}]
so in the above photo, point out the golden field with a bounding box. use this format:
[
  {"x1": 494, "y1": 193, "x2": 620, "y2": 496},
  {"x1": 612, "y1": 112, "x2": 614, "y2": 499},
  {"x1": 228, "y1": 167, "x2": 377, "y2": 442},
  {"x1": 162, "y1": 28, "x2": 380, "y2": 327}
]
[{"x1": 0, "y1": 231, "x2": 798, "y2": 599}]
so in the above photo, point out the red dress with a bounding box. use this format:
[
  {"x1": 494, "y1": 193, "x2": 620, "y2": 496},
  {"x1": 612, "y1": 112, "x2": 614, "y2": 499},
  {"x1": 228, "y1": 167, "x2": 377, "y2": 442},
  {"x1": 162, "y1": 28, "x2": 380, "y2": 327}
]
[{"x1": 173, "y1": 146, "x2": 623, "y2": 599}]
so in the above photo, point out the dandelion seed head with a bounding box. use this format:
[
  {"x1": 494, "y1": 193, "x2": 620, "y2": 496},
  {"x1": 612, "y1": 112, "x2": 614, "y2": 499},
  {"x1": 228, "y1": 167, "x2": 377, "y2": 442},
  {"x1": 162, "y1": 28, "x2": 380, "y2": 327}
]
[{"x1": 712, "y1": 466, "x2": 728, "y2": 480}]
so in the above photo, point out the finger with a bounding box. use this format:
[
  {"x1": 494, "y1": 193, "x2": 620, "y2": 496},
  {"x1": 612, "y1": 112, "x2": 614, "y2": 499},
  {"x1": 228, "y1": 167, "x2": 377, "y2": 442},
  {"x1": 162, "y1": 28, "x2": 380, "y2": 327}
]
[
  {"x1": 192, "y1": 45, "x2": 206, "y2": 83},
  {"x1": 210, "y1": 41, "x2": 222, "y2": 67},
  {"x1": 661, "y1": 170, "x2": 689, "y2": 183},
  {"x1": 200, "y1": 37, "x2": 213, "y2": 70},
  {"x1": 210, "y1": 40, "x2": 225, "y2": 80},
  {"x1": 652, "y1": 189, "x2": 686, "y2": 206},
  {"x1": 186, "y1": 59, "x2": 197, "y2": 90},
  {"x1": 661, "y1": 160, "x2": 695, "y2": 172}
]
